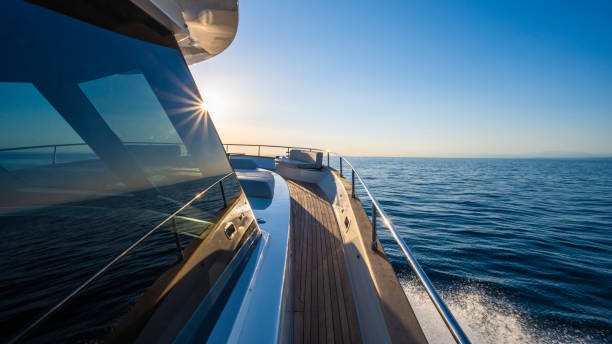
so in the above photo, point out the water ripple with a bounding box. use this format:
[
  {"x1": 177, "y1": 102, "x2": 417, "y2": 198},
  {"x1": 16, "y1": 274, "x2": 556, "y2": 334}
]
[{"x1": 349, "y1": 157, "x2": 612, "y2": 343}]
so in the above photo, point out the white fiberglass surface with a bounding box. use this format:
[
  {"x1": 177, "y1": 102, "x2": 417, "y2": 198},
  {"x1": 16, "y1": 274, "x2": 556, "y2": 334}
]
[{"x1": 206, "y1": 172, "x2": 291, "y2": 343}]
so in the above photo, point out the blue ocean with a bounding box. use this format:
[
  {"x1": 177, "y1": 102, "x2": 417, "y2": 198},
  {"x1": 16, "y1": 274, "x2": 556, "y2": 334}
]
[
  {"x1": 347, "y1": 157, "x2": 612, "y2": 343},
  {"x1": 2, "y1": 154, "x2": 610, "y2": 342}
]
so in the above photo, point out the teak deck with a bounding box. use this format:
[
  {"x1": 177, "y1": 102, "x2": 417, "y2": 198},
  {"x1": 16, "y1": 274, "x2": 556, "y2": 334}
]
[{"x1": 288, "y1": 180, "x2": 362, "y2": 344}]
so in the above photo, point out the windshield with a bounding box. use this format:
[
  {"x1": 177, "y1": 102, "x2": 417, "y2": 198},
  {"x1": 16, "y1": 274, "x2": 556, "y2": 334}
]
[{"x1": 0, "y1": 1, "x2": 252, "y2": 342}]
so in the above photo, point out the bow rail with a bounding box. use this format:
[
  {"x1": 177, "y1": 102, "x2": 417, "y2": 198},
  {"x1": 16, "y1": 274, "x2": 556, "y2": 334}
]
[
  {"x1": 1, "y1": 141, "x2": 470, "y2": 343},
  {"x1": 224, "y1": 143, "x2": 471, "y2": 344}
]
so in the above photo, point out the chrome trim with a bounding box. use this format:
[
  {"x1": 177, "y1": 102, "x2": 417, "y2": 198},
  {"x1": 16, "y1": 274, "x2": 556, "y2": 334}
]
[
  {"x1": 224, "y1": 143, "x2": 317, "y2": 157},
  {"x1": 224, "y1": 143, "x2": 471, "y2": 344},
  {"x1": 9, "y1": 172, "x2": 236, "y2": 344}
]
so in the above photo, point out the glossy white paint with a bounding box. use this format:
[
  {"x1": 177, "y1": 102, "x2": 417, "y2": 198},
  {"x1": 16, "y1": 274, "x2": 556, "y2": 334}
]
[
  {"x1": 206, "y1": 172, "x2": 292, "y2": 343},
  {"x1": 131, "y1": 0, "x2": 238, "y2": 64}
]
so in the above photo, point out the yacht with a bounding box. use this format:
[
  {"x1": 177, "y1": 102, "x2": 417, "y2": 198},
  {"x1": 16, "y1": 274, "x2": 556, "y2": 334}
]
[{"x1": 0, "y1": 1, "x2": 469, "y2": 343}]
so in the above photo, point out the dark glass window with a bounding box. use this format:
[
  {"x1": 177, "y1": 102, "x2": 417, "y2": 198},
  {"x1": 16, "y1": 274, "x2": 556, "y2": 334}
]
[{"x1": 0, "y1": 1, "x2": 251, "y2": 342}]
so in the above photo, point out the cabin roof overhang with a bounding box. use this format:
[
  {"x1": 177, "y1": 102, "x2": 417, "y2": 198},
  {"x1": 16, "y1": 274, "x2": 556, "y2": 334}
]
[{"x1": 131, "y1": 0, "x2": 238, "y2": 65}]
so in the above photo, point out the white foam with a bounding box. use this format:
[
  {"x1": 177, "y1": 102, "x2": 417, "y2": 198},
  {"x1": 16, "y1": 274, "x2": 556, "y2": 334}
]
[{"x1": 399, "y1": 277, "x2": 596, "y2": 344}]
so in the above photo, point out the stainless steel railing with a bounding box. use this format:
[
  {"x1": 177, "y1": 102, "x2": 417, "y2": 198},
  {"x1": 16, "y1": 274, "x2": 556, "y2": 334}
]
[
  {"x1": 223, "y1": 143, "x2": 318, "y2": 158},
  {"x1": 9, "y1": 172, "x2": 235, "y2": 344},
  {"x1": 0, "y1": 141, "x2": 182, "y2": 166},
  {"x1": 225, "y1": 143, "x2": 471, "y2": 344},
  {"x1": 3, "y1": 141, "x2": 470, "y2": 343}
]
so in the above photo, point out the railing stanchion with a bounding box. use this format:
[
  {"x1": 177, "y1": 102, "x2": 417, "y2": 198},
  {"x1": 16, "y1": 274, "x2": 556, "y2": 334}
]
[
  {"x1": 172, "y1": 217, "x2": 184, "y2": 260},
  {"x1": 52, "y1": 146, "x2": 57, "y2": 165},
  {"x1": 258, "y1": 145, "x2": 261, "y2": 157},
  {"x1": 219, "y1": 180, "x2": 227, "y2": 208},
  {"x1": 371, "y1": 205, "x2": 378, "y2": 250},
  {"x1": 352, "y1": 169, "x2": 356, "y2": 198},
  {"x1": 182, "y1": 144, "x2": 471, "y2": 344}
]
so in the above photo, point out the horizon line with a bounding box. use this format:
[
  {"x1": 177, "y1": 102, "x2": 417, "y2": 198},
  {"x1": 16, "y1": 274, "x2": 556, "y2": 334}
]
[{"x1": 344, "y1": 154, "x2": 612, "y2": 159}]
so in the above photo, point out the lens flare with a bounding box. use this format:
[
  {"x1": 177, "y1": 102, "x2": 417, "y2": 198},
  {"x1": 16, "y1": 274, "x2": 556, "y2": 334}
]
[{"x1": 203, "y1": 10, "x2": 214, "y2": 25}]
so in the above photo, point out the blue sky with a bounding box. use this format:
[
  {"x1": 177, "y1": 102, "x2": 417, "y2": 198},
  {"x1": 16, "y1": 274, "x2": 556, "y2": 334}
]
[{"x1": 191, "y1": 0, "x2": 612, "y2": 157}]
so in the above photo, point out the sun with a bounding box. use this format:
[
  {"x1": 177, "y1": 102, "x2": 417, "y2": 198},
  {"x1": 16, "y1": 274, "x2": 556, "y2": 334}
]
[{"x1": 199, "y1": 90, "x2": 226, "y2": 116}]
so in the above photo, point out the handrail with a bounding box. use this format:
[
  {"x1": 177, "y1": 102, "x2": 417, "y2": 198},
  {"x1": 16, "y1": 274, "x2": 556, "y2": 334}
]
[
  {"x1": 7, "y1": 141, "x2": 470, "y2": 342},
  {"x1": 9, "y1": 172, "x2": 235, "y2": 344},
  {"x1": 0, "y1": 143, "x2": 88, "y2": 152},
  {"x1": 0, "y1": 141, "x2": 183, "y2": 152},
  {"x1": 224, "y1": 143, "x2": 325, "y2": 157},
  {"x1": 223, "y1": 143, "x2": 471, "y2": 344},
  {"x1": 334, "y1": 155, "x2": 470, "y2": 344},
  {"x1": 0, "y1": 142, "x2": 185, "y2": 167}
]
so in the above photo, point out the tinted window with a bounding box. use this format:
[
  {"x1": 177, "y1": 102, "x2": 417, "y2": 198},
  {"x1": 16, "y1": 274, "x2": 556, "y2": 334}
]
[{"x1": 0, "y1": 1, "x2": 250, "y2": 342}]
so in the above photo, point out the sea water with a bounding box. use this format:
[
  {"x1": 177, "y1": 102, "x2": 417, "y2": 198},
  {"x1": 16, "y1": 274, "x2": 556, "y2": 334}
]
[{"x1": 345, "y1": 157, "x2": 612, "y2": 343}]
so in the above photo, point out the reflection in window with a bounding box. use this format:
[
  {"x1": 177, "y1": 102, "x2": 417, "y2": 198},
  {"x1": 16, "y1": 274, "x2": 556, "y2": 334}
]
[
  {"x1": 0, "y1": 83, "x2": 98, "y2": 171},
  {"x1": 79, "y1": 72, "x2": 204, "y2": 189},
  {"x1": 79, "y1": 72, "x2": 181, "y2": 144},
  {"x1": 172, "y1": 174, "x2": 242, "y2": 238},
  {"x1": 0, "y1": 2, "x2": 245, "y2": 342}
]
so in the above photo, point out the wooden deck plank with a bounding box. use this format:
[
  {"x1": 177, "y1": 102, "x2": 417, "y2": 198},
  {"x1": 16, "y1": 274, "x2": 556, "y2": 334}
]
[
  {"x1": 318, "y1": 185, "x2": 360, "y2": 344},
  {"x1": 302, "y1": 187, "x2": 313, "y2": 344},
  {"x1": 288, "y1": 180, "x2": 362, "y2": 344},
  {"x1": 307, "y1": 190, "x2": 320, "y2": 344},
  {"x1": 317, "y1": 195, "x2": 329, "y2": 343},
  {"x1": 310, "y1": 184, "x2": 351, "y2": 344},
  {"x1": 313, "y1": 193, "x2": 332, "y2": 344},
  {"x1": 307, "y1": 186, "x2": 317, "y2": 344},
  {"x1": 293, "y1": 194, "x2": 302, "y2": 311},
  {"x1": 322, "y1": 198, "x2": 346, "y2": 344},
  {"x1": 297, "y1": 189, "x2": 306, "y2": 312},
  {"x1": 293, "y1": 191, "x2": 305, "y2": 344},
  {"x1": 316, "y1": 187, "x2": 338, "y2": 344},
  {"x1": 307, "y1": 188, "x2": 323, "y2": 344},
  {"x1": 294, "y1": 310, "x2": 304, "y2": 344}
]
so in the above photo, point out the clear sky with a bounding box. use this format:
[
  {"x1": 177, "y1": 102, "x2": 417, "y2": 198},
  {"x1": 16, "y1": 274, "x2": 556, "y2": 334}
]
[{"x1": 191, "y1": 0, "x2": 612, "y2": 157}]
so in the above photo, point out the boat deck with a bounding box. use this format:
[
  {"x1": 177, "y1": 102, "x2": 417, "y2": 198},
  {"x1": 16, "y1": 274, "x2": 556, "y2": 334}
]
[{"x1": 288, "y1": 180, "x2": 362, "y2": 344}]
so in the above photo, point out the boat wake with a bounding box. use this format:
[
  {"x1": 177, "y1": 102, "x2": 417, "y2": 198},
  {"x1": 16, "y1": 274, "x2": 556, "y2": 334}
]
[{"x1": 399, "y1": 277, "x2": 603, "y2": 344}]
